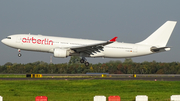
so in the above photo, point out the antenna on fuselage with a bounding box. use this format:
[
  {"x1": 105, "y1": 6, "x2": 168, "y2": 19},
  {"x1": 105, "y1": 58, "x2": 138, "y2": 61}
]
[{"x1": 29, "y1": 33, "x2": 30, "y2": 35}]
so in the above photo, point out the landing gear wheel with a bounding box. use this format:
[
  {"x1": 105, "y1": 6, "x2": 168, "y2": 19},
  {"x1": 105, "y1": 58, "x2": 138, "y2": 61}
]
[
  {"x1": 18, "y1": 53, "x2": 22, "y2": 57},
  {"x1": 84, "y1": 62, "x2": 89, "y2": 67},
  {"x1": 80, "y1": 59, "x2": 84, "y2": 63}
]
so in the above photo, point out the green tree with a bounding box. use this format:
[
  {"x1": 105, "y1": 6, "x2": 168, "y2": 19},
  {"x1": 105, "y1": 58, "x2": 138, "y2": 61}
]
[
  {"x1": 124, "y1": 58, "x2": 133, "y2": 64},
  {"x1": 4, "y1": 62, "x2": 13, "y2": 66},
  {"x1": 68, "y1": 56, "x2": 81, "y2": 64}
]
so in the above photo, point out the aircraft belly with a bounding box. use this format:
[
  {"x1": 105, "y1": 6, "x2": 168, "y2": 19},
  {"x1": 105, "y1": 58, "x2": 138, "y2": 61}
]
[
  {"x1": 102, "y1": 45, "x2": 153, "y2": 58},
  {"x1": 103, "y1": 48, "x2": 138, "y2": 58}
]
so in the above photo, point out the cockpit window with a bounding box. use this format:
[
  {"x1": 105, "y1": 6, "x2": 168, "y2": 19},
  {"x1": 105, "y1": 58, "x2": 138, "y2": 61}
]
[{"x1": 6, "y1": 37, "x2": 11, "y2": 39}]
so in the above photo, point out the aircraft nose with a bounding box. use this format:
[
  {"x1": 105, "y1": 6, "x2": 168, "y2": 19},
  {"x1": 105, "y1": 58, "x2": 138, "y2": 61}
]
[
  {"x1": 1, "y1": 39, "x2": 5, "y2": 44},
  {"x1": 1, "y1": 38, "x2": 7, "y2": 45}
]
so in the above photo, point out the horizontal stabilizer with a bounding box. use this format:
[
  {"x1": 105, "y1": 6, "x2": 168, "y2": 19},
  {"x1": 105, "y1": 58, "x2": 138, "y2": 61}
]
[{"x1": 151, "y1": 46, "x2": 171, "y2": 52}]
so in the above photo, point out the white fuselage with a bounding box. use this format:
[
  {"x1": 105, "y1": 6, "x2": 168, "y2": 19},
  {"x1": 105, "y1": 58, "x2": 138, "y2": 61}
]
[
  {"x1": 1, "y1": 34, "x2": 153, "y2": 58},
  {"x1": 1, "y1": 21, "x2": 176, "y2": 66}
]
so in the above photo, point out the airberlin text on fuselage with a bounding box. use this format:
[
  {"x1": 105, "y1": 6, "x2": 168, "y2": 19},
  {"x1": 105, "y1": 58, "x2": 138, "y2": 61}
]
[{"x1": 22, "y1": 37, "x2": 53, "y2": 45}]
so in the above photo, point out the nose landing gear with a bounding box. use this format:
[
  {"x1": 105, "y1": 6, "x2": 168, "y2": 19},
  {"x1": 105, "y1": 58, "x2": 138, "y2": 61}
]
[{"x1": 18, "y1": 49, "x2": 22, "y2": 57}]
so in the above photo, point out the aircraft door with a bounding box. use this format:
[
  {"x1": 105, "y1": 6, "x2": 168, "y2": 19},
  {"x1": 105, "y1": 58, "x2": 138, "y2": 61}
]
[
  {"x1": 27, "y1": 36, "x2": 42, "y2": 51},
  {"x1": 16, "y1": 37, "x2": 21, "y2": 43},
  {"x1": 133, "y1": 46, "x2": 138, "y2": 53},
  {"x1": 35, "y1": 37, "x2": 42, "y2": 51}
]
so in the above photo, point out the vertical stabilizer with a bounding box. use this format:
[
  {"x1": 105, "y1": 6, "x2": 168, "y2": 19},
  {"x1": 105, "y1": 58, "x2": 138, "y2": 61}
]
[{"x1": 137, "y1": 21, "x2": 177, "y2": 47}]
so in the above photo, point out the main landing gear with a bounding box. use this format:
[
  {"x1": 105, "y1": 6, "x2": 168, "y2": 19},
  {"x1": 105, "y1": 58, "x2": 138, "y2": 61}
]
[
  {"x1": 18, "y1": 49, "x2": 22, "y2": 57},
  {"x1": 80, "y1": 57, "x2": 89, "y2": 67}
]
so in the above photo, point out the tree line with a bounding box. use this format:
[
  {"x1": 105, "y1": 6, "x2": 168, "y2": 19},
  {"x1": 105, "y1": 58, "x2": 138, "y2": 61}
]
[{"x1": 0, "y1": 56, "x2": 180, "y2": 74}]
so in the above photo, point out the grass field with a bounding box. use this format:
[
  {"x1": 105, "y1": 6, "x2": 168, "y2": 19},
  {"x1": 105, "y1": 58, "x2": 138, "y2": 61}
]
[
  {"x1": 0, "y1": 79, "x2": 180, "y2": 101},
  {"x1": 0, "y1": 74, "x2": 25, "y2": 78}
]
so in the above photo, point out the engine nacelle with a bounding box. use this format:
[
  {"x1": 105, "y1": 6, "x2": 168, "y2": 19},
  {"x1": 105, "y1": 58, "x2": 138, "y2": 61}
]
[{"x1": 53, "y1": 48, "x2": 69, "y2": 58}]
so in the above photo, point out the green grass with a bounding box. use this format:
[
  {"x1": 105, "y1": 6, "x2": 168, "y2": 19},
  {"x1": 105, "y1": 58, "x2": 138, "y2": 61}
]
[
  {"x1": 0, "y1": 74, "x2": 25, "y2": 78},
  {"x1": 0, "y1": 80, "x2": 179, "y2": 101}
]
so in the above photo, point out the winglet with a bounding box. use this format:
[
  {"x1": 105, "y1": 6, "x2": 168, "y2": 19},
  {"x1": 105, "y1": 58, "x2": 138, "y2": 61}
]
[{"x1": 109, "y1": 37, "x2": 118, "y2": 42}]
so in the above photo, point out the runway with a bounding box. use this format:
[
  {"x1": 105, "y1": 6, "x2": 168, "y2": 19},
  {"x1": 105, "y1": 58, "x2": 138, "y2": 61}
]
[
  {"x1": 0, "y1": 74, "x2": 180, "y2": 81},
  {"x1": 0, "y1": 77, "x2": 179, "y2": 81}
]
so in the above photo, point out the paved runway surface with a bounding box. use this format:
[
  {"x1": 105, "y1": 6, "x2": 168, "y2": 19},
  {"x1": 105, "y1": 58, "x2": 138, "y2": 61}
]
[
  {"x1": 0, "y1": 74, "x2": 180, "y2": 81},
  {"x1": 0, "y1": 77, "x2": 179, "y2": 81}
]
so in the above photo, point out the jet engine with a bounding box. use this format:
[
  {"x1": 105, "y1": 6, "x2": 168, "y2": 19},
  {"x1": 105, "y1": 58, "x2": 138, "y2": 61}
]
[{"x1": 53, "y1": 48, "x2": 70, "y2": 58}]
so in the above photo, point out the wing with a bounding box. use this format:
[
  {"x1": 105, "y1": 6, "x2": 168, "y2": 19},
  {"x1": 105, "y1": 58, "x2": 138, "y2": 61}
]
[{"x1": 70, "y1": 37, "x2": 118, "y2": 55}]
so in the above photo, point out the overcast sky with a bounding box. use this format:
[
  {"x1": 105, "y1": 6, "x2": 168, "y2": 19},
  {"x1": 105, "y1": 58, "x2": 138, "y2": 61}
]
[{"x1": 0, "y1": 1, "x2": 179, "y2": 65}]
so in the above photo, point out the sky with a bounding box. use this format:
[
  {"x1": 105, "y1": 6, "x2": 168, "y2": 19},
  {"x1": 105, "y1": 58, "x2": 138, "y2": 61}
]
[{"x1": 0, "y1": 1, "x2": 180, "y2": 65}]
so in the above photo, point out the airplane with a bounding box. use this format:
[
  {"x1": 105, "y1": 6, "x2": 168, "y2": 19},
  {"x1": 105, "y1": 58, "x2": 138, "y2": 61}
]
[{"x1": 1, "y1": 21, "x2": 177, "y2": 66}]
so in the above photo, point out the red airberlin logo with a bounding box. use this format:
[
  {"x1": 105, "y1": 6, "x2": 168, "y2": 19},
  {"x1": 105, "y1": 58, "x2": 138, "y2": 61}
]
[{"x1": 22, "y1": 37, "x2": 53, "y2": 45}]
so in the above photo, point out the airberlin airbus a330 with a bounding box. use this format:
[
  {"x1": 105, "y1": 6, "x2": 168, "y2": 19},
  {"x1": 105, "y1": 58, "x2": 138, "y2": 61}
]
[{"x1": 1, "y1": 21, "x2": 177, "y2": 66}]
